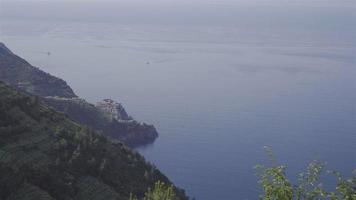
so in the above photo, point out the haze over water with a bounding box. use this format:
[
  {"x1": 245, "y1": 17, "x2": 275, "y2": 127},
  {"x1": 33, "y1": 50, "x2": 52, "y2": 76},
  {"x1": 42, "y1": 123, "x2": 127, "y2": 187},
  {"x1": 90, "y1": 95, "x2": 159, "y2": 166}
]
[{"x1": 1, "y1": 1, "x2": 355, "y2": 199}]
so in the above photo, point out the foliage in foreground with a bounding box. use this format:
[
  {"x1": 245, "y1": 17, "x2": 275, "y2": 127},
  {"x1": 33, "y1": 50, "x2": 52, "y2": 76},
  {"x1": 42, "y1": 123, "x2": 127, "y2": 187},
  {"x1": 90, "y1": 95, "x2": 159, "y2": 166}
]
[
  {"x1": 255, "y1": 147, "x2": 356, "y2": 200},
  {"x1": 130, "y1": 181, "x2": 178, "y2": 200},
  {"x1": 131, "y1": 147, "x2": 355, "y2": 200}
]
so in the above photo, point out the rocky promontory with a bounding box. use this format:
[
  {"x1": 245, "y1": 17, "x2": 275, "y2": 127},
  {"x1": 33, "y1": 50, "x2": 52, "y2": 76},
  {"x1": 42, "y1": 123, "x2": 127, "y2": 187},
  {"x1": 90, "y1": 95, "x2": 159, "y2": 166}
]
[
  {"x1": 96, "y1": 99, "x2": 132, "y2": 121},
  {"x1": 0, "y1": 42, "x2": 158, "y2": 147},
  {"x1": 43, "y1": 96, "x2": 158, "y2": 147}
]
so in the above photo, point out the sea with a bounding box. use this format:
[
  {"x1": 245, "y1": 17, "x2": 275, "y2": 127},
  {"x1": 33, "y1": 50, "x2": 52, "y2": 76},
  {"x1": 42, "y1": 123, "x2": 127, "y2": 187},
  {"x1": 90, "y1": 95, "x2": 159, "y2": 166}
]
[{"x1": 1, "y1": 1, "x2": 355, "y2": 199}]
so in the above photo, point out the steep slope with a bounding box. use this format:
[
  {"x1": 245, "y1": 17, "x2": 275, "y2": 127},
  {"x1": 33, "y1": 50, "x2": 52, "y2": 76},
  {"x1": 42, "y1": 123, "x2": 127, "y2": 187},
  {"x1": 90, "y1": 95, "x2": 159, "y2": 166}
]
[
  {"x1": 0, "y1": 43, "x2": 158, "y2": 147},
  {"x1": 0, "y1": 43, "x2": 76, "y2": 98},
  {"x1": 0, "y1": 81, "x2": 187, "y2": 200}
]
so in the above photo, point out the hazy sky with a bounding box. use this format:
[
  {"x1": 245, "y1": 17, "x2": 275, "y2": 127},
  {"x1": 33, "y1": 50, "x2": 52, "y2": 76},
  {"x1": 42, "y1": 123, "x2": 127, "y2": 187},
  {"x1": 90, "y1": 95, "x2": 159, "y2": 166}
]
[
  {"x1": 1, "y1": 0, "x2": 355, "y2": 5},
  {"x1": 1, "y1": 0, "x2": 355, "y2": 33}
]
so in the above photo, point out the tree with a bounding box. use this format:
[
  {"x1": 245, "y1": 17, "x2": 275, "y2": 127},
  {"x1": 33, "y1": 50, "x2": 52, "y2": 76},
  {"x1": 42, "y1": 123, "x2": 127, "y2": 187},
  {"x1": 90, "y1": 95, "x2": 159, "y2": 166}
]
[{"x1": 130, "y1": 181, "x2": 177, "y2": 200}]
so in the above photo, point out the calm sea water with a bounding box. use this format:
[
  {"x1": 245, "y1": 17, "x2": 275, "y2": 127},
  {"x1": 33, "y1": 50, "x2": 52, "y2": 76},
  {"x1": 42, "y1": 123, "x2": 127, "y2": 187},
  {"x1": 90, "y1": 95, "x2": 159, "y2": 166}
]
[{"x1": 1, "y1": 3, "x2": 355, "y2": 199}]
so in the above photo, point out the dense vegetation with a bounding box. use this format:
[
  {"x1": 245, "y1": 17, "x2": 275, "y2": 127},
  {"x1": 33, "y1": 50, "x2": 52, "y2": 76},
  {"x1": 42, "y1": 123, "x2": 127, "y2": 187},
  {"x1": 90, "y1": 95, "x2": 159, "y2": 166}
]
[
  {"x1": 0, "y1": 42, "x2": 158, "y2": 147},
  {"x1": 0, "y1": 81, "x2": 187, "y2": 200},
  {"x1": 255, "y1": 148, "x2": 356, "y2": 200}
]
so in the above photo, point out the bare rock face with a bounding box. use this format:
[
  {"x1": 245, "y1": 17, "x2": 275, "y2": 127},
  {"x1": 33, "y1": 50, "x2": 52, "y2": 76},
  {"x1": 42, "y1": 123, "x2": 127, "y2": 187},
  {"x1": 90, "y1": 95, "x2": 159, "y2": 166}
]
[{"x1": 96, "y1": 99, "x2": 132, "y2": 121}]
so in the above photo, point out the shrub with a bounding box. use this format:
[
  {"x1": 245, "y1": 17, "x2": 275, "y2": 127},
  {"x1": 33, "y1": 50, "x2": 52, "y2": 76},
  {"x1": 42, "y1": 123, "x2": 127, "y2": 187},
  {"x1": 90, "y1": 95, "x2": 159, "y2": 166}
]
[
  {"x1": 256, "y1": 147, "x2": 356, "y2": 200},
  {"x1": 130, "y1": 181, "x2": 177, "y2": 200}
]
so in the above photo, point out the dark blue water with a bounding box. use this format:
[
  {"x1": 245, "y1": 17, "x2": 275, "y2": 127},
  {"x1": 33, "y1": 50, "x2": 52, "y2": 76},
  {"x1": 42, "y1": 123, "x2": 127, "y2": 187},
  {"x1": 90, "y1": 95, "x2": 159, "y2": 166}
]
[
  {"x1": 134, "y1": 60, "x2": 356, "y2": 199},
  {"x1": 1, "y1": 2, "x2": 356, "y2": 199}
]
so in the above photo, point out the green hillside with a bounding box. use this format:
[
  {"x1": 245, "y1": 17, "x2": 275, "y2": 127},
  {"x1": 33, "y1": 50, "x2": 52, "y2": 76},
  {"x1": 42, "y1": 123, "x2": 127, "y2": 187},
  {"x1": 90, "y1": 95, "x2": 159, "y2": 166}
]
[{"x1": 0, "y1": 81, "x2": 187, "y2": 200}]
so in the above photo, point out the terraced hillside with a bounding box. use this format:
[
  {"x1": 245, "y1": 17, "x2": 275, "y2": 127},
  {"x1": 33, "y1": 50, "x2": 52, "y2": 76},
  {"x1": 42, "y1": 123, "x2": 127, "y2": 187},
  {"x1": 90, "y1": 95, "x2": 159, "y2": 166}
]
[{"x1": 0, "y1": 82, "x2": 187, "y2": 200}]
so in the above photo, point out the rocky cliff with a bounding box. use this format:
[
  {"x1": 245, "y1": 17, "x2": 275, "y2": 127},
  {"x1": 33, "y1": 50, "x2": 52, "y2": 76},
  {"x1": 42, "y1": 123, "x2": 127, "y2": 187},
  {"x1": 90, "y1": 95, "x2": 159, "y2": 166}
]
[
  {"x1": 0, "y1": 43, "x2": 158, "y2": 147},
  {"x1": 96, "y1": 99, "x2": 132, "y2": 121},
  {"x1": 43, "y1": 97, "x2": 158, "y2": 147}
]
